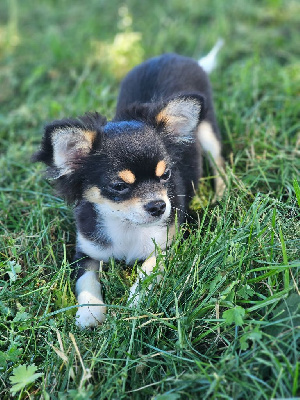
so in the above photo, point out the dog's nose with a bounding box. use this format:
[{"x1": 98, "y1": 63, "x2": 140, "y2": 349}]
[{"x1": 144, "y1": 200, "x2": 166, "y2": 217}]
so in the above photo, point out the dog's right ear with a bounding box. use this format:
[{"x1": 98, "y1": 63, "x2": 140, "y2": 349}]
[
  {"x1": 33, "y1": 112, "x2": 106, "y2": 178},
  {"x1": 155, "y1": 94, "x2": 205, "y2": 143}
]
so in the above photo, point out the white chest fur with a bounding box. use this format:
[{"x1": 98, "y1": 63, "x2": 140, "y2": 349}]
[{"x1": 77, "y1": 216, "x2": 171, "y2": 264}]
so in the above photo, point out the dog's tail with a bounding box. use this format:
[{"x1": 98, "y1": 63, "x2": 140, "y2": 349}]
[{"x1": 198, "y1": 38, "x2": 224, "y2": 74}]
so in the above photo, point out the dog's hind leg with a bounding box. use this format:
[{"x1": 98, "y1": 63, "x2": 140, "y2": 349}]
[
  {"x1": 197, "y1": 120, "x2": 226, "y2": 200},
  {"x1": 75, "y1": 258, "x2": 106, "y2": 328}
]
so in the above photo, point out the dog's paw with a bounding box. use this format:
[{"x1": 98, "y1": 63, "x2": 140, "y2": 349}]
[
  {"x1": 128, "y1": 256, "x2": 162, "y2": 307},
  {"x1": 127, "y1": 282, "x2": 140, "y2": 307},
  {"x1": 75, "y1": 305, "x2": 106, "y2": 328},
  {"x1": 213, "y1": 177, "x2": 226, "y2": 203}
]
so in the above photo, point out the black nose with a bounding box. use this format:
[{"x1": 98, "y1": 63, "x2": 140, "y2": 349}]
[{"x1": 144, "y1": 200, "x2": 166, "y2": 217}]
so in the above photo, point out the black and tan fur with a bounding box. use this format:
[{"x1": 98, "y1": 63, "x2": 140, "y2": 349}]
[{"x1": 33, "y1": 45, "x2": 225, "y2": 328}]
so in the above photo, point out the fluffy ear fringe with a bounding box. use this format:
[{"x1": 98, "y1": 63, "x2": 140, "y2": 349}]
[
  {"x1": 114, "y1": 93, "x2": 206, "y2": 144},
  {"x1": 32, "y1": 112, "x2": 106, "y2": 178},
  {"x1": 156, "y1": 94, "x2": 205, "y2": 143}
]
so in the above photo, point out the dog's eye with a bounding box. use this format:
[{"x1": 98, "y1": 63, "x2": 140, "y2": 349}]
[
  {"x1": 160, "y1": 169, "x2": 171, "y2": 183},
  {"x1": 109, "y1": 182, "x2": 130, "y2": 194}
]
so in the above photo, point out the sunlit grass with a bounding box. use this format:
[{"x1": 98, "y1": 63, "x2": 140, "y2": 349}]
[{"x1": 0, "y1": 0, "x2": 299, "y2": 398}]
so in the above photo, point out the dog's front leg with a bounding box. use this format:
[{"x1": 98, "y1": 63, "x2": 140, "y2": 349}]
[
  {"x1": 75, "y1": 258, "x2": 106, "y2": 328},
  {"x1": 128, "y1": 255, "x2": 163, "y2": 306}
]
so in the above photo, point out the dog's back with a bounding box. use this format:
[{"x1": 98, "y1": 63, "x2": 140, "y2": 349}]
[{"x1": 115, "y1": 53, "x2": 220, "y2": 140}]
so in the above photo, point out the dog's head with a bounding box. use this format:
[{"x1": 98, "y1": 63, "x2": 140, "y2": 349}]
[{"x1": 33, "y1": 94, "x2": 204, "y2": 226}]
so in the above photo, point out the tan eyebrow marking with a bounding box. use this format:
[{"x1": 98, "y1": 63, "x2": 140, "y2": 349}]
[
  {"x1": 118, "y1": 169, "x2": 136, "y2": 184},
  {"x1": 155, "y1": 160, "x2": 167, "y2": 177}
]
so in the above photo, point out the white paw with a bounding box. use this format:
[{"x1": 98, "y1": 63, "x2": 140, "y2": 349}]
[
  {"x1": 128, "y1": 256, "x2": 162, "y2": 307},
  {"x1": 213, "y1": 176, "x2": 226, "y2": 202},
  {"x1": 127, "y1": 282, "x2": 140, "y2": 307},
  {"x1": 75, "y1": 271, "x2": 106, "y2": 328},
  {"x1": 75, "y1": 305, "x2": 106, "y2": 328}
]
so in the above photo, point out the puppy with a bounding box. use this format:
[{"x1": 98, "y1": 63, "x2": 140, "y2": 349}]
[{"x1": 33, "y1": 42, "x2": 225, "y2": 328}]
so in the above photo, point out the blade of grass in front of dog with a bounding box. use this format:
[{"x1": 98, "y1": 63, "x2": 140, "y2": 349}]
[
  {"x1": 174, "y1": 293, "x2": 183, "y2": 357},
  {"x1": 269, "y1": 207, "x2": 277, "y2": 263},
  {"x1": 122, "y1": 318, "x2": 137, "y2": 392},
  {"x1": 293, "y1": 178, "x2": 300, "y2": 207},
  {"x1": 279, "y1": 226, "x2": 290, "y2": 290},
  {"x1": 292, "y1": 361, "x2": 299, "y2": 397}
]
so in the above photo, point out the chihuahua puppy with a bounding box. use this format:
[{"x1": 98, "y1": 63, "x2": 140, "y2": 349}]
[{"x1": 33, "y1": 42, "x2": 225, "y2": 328}]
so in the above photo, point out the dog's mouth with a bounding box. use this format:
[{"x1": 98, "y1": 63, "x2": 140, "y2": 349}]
[
  {"x1": 130, "y1": 217, "x2": 169, "y2": 227},
  {"x1": 123, "y1": 210, "x2": 170, "y2": 227}
]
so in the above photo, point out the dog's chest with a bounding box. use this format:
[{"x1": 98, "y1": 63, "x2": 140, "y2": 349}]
[
  {"x1": 108, "y1": 218, "x2": 168, "y2": 262},
  {"x1": 77, "y1": 215, "x2": 170, "y2": 264}
]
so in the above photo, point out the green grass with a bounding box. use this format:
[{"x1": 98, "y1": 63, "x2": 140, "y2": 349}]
[{"x1": 0, "y1": 0, "x2": 299, "y2": 398}]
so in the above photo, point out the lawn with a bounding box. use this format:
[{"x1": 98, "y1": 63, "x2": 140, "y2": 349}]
[{"x1": 0, "y1": 0, "x2": 299, "y2": 398}]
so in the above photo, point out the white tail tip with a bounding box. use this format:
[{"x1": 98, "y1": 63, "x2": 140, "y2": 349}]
[{"x1": 198, "y1": 38, "x2": 224, "y2": 74}]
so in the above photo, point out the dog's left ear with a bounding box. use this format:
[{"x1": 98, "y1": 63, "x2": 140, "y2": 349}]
[{"x1": 156, "y1": 94, "x2": 205, "y2": 143}]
